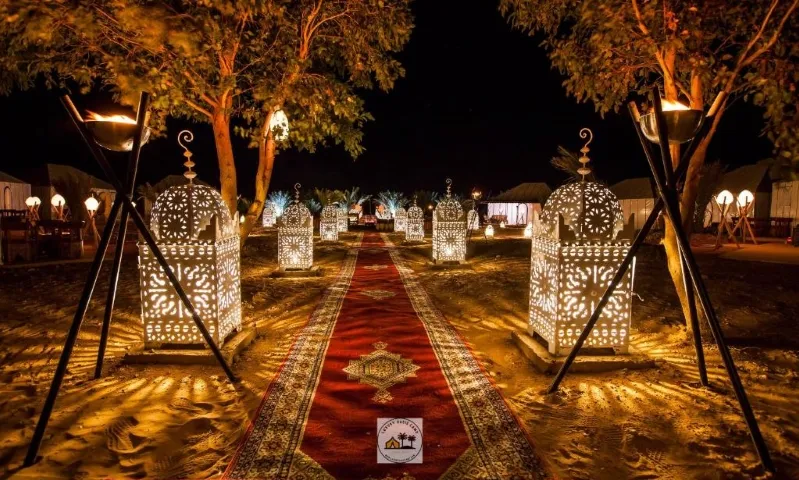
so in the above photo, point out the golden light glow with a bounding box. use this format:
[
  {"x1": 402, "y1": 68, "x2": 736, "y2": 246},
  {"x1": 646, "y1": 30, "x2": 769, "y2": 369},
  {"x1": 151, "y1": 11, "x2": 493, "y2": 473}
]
[
  {"x1": 660, "y1": 99, "x2": 690, "y2": 112},
  {"x1": 85, "y1": 110, "x2": 137, "y2": 124},
  {"x1": 84, "y1": 196, "x2": 99, "y2": 213},
  {"x1": 499, "y1": 221, "x2": 506, "y2": 229},
  {"x1": 394, "y1": 207, "x2": 407, "y2": 233},
  {"x1": 278, "y1": 200, "x2": 313, "y2": 269},
  {"x1": 51, "y1": 193, "x2": 66, "y2": 207},
  {"x1": 737, "y1": 189, "x2": 754, "y2": 207},
  {"x1": 524, "y1": 223, "x2": 533, "y2": 238},
  {"x1": 25, "y1": 196, "x2": 41, "y2": 207},
  {"x1": 433, "y1": 193, "x2": 467, "y2": 263},
  {"x1": 715, "y1": 190, "x2": 734, "y2": 205},
  {"x1": 321, "y1": 204, "x2": 339, "y2": 241},
  {"x1": 406, "y1": 204, "x2": 424, "y2": 241},
  {"x1": 485, "y1": 225, "x2": 494, "y2": 238},
  {"x1": 270, "y1": 109, "x2": 290, "y2": 141}
]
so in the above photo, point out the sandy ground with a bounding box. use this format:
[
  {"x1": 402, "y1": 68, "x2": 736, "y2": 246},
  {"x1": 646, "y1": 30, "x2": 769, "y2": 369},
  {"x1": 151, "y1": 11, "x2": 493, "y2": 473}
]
[
  {"x1": 0, "y1": 229, "x2": 358, "y2": 479},
  {"x1": 387, "y1": 228, "x2": 799, "y2": 480},
  {"x1": 1, "y1": 227, "x2": 797, "y2": 479}
]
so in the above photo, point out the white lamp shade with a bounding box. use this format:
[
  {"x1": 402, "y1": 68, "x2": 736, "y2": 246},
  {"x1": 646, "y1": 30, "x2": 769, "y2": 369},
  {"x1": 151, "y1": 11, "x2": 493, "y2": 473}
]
[
  {"x1": 524, "y1": 223, "x2": 533, "y2": 238},
  {"x1": 84, "y1": 197, "x2": 99, "y2": 212},
  {"x1": 485, "y1": 225, "x2": 494, "y2": 237},
  {"x1": 51, "y1": 194, "x2": 66, "y2": 207},
  {"x1": 715, "y1": 190, "x2": 734, "y2": 205},
  {"x1": 499, "y1": 221, "x2": 506, "y2": 228},
  {"x1": 25, "y1": 196, "x2": 41, "y2": 207},
  {"x1": 737, "y1": 189, "x2": 754, "y2": 207},
  {"x1": 269, "y1": 109, "x2": 289, "y2": 141}
]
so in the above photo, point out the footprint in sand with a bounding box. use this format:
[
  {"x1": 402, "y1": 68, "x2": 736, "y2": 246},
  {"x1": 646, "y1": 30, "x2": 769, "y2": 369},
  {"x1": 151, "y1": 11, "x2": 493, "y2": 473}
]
[{"x1": 106, "y1": 416, "x2": 149, "y2": 455}]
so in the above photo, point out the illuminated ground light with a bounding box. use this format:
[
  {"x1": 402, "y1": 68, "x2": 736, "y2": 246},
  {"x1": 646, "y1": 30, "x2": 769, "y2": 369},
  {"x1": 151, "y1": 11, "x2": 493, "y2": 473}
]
[
  {"x1": 278, "y1": 184, "x2": 314, "y2": 270},
  {"x1": 320, "y1": 204, "x2": 339, "y2": 242},
  {"x1": 139, "y1": 131, "x2": 241, "y2": 347},
  {"x1": 485, "y1": 224, "x2": 494, "y2": 238},
  {"x1": 406, "y1": 201, "x2": 424, "y2": 242},
  {"x1": 432, "y1": 179, "x2": 466, "y2": 263},
  {"x1": 524, "y1": 223, "x2": 533, "y2": 238},
  {"x1": 394, "y1": 206, "x2": 407, "y2": 233},
  {"x1": 262, "y1": 201, "x2": 277, "y2": 227},
  {"x1": 337, "y1": 205, "x2": 348, "y2": 232},
  {"x1": 529, "y1": 129, "x2": 634, "y2": 355}
]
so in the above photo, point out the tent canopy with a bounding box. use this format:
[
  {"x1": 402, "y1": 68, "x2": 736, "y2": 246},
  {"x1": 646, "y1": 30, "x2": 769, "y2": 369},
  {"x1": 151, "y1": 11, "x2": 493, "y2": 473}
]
[
  {"x1": 22, "y1": 163, "x2": 115, "y2": 191},
  {"x1": 610, "y1": 177, "x2": 655, "y2": 199},
  {"x1": 487, "y1": 182, "x2": 551, "y2": 204}
]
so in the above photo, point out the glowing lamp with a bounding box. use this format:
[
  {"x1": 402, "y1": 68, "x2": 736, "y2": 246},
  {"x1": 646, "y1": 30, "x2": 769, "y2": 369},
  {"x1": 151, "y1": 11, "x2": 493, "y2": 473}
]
[
  {"x1": 394, "y1": 207, "x2": 407, "y2": 233},
  {"x1": 716, "y1": 190, "x2": 734, "y2": 206},
  {"x1": 524, "y1": 223, "x2": 533, "y2": 238},
  {"x1": 239, "y1": 215, "x2": 246, "y2": 224},
  {"x1": 485, "y1": 225, "x2": 494, "y2": 238},
  {"x1": 84, "y1": 196, "x2": 99, "y2": 214},
  {"x1": 51, "y1": 194, "x2": 66, "y2": 207},
  {"x1": 25, "y1": 196, "x2": 41, "y2": 207},
  {"x1": 737, "y1": 189, "x2": 754, "y2": 207},
  {"x1": 84, "y1": 110, "x2": 151, "y2": 152},
  {"x1": 467, "y1": 209, "x2": 480, "y2": 230},
  {"x1": 500, "y1": 221, "x2": 506, "y2": 229},
  {"x1": 530, "y1": 129, "x2": 634, "y2": 355},
  {"x1": 639, "y1": 99, "x2": 703, "y2": 144},
  {"x1": 139, "y1": 130, "x2": 241, "y2": 347},
  {"x1": 337, "y1": 205, "x2": 348, "y2": 232},
  {"x1": 406, "y1": 201, "x2": 425, "y2": 242},
  {"x1": 262, "y1": 201, "x2": 277, "y2": 227},
  {"x1": 278, "y1": 184, "x2": 313, "y2": 270},
  {"x1": 320, "y1": 204, "x2": 339, "y2": 241},
  {"x1": 270, "y1": 109, "x2": 290, "y2": 141},
  {"x1": 432, "y1": 178, "x2": 467, "y2": 263}
]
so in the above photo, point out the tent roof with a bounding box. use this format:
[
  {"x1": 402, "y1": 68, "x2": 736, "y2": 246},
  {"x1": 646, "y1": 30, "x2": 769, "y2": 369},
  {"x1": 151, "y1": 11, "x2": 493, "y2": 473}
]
[
  {"x1": 0, "y1": 171, "x2": 27, "y2": 184},
  {"x1": 487, "y1": 182, "x2": 551, "y2": 203},
  {"x1": 717, "y1": 161, "x2": 772, "y2": 194},
  {"x1": 610, "y1": 177, "x2": 655, "y2": 199},
  {"x1": 22, "y1": 164, "x2": 115, "y2": 191}
]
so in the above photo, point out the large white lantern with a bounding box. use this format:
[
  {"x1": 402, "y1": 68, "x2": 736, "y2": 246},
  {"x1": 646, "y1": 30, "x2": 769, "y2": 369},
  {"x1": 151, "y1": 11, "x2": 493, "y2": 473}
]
[
  {"x1": 394, "y1": 207, "x2": 407, "y2": 232},
  {"x1": 529, "y1": 130, "x2": 634, "y2": 355},
  {"x1": 406, "y1": 200, "x2": 424, "y2": 242},
  {"x1": 320, "y1": 204, "x2": 339, "y2": 241},
  {"x1": 278, "y1": 184, "x2": 313, "y2": 270},
  {"x1": 467, "y1": 209, "x2": 480, "y2": 230},
  {"x1": 262, "y1": 201, "x2": 276, "y2": 227},
  {"x1": 337, "y1": 205, "x2": 348, "y2": 232},
  {"x1": 139, "y1": 130, "x2": 241, "y2": 347},
  {"x1": 432, "y1": 179, "x2": 467, "y2": 263}
]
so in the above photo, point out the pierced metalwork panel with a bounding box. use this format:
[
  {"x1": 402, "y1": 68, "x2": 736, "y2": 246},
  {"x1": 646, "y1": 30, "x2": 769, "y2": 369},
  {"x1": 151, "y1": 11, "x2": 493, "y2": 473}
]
[
  {"x1": 278, "y1": 201, "x2": 313, "y2": 269},
  {"x1": 321, "y1": 204, "x2": 339, "y2": 242},
  {"x1": 337, "y1": 207, "x2": 348, "y2": 232},
  {"x1": 406, "y1": 205, "x2": 424, "y2": 242},
  {"x1": 540, "y1": 182, "x2": 624, "y2": 241},
  {"x1": 394, "y1": 207, "x2": 407, "y2": 232},
  {"x1": 151, "y1": 184, "x2": 235, "y2": 242},
  {"x1": 262, "y1": 201, "x2": 276, "y2": 227}
]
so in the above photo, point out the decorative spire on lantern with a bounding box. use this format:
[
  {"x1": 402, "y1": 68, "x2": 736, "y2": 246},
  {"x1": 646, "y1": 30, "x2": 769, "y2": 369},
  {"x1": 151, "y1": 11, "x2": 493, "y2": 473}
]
[
  {"x1": 178, "y1": 130, "x2": 197, "y2": 184},
  {"x1": 294, "y1": 182, "x2": 301, "y2": 203},
  {"x1": 577, "y1": 128, "x2": 592, "y2": 181},
  {"x1": 445, "y1": 178, "x2": 453, "y2": 198}
]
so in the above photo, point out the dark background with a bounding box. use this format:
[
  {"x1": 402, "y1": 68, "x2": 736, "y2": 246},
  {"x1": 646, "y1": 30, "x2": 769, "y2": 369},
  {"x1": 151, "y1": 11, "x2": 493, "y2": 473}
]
[{"x1": 0, "y1": 0, "x2": 773, "y2": 198}]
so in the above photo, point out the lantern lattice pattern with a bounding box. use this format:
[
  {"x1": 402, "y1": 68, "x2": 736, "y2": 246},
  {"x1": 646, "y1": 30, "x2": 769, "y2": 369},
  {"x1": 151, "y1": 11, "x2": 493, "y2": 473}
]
[
  {"x1": 279, "y1": 200, "x2": 313, "y2": 269},
  {"x1": 320, "y1": 204, "x2": 339, "y2": 241},
  {"x1": 262, "y1": 201, "x2": 276, "y2": 227},
  {"x1": 406, "y1": 204, "x2": 424, "y2": 242},
  {"x1": 433, "y1": 188, "x2": 466, "y2": 263},
  {"x1": 140, "y1": 184, "x2": 241, "y2": 347},
  {"x1": 394, "y1": 207, "x2": 407, "y2": 232},
  {"x1": 529, "y1": 180, "x2": 632, "y2": 355},
  {"x1": 337, "y1": 206, "x2": 348, "y2": 232},
  {"x1": 467, "y1": 209, "x2": 480, "y2": 230}
]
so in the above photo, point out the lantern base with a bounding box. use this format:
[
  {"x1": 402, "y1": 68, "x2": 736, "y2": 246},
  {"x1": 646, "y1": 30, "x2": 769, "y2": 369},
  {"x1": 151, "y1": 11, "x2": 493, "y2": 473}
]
[
  {"x1": 271, "y1": 265, "x2": 323, "y2": 277},
  {"x1": 430, "y1": 259, "x2": 471, "y2": 269},
  {"x1": 126, "y1": 327, "x2": 255, "y2": 365},
  {"x1": 512, "y1": 331, "x2": 657, "y2": 375}
]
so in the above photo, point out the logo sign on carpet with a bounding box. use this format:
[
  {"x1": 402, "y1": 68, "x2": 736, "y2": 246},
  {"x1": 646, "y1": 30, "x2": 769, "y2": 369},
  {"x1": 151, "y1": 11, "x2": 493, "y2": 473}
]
[{"x1": 377, "y1": 418, "x2": 423, "y2": 464}]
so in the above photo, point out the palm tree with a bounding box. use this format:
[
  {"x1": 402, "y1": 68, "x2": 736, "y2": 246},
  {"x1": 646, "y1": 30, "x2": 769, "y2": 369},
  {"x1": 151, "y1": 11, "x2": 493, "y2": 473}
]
[
  {"x1": 411, "y1": 190, "x2": 440, "y2": 212},
  {"x1": 267, "y1": 190, "x2": 292, "y2": 217},
  {"x1": 373, "y1": 191, "x2": 407, "y2": 218},
  {"x1": 397, "y1": 432, "x2": 408, "y2": 448},
  {"x1": 304, "y1": 198, "x2": 322, "y2": 214},
  {"x1": 314, "y1": 188, "x2": 346, "y2": 207},
  {"x1": 407, "y1": 435, "x2": 416, "y2": 448},
  {"x1": 343, "y1": 186, "x2": 371, "y2": 210}
]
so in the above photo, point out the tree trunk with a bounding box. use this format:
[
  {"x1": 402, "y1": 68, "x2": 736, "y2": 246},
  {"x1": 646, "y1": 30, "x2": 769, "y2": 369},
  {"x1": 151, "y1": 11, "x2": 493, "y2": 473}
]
[
  {"x1": 211, "y1": 111, "x2": 238, "y2": 217},
  {"x1": 239, "y1": 132, "x2": 276, "y2": 241}
]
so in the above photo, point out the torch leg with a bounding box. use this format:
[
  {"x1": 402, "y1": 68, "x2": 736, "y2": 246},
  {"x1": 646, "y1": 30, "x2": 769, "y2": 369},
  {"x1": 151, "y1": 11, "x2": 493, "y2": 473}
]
[
  {"x1": 24, "y1": 198, "x2": 122, "y2": 467},
  {"x1": 681, "y1": 250, "x2": 708, "y2": 386}
]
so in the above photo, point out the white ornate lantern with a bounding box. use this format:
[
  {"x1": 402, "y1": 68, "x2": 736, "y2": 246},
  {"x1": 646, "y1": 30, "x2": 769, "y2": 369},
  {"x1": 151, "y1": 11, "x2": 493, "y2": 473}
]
[
  {"x1": 337, "y1": 205, "x2": 348, "y2": 232},
  {"x1": 320, "y1": 204, "x2": 339, "y2": 241},
  {"x1": 529, "y1": 129, "x2": 634, "y2": 355},
  {"x1": 278, "y1": 183, "x2": 313, "y2": 270},
  {"x1": 432, "y1": 178, "x2": 467, "y2": 263},
  {"x1": 139, "y1": 130, "x2": 241, "y2": 347},
  {"x1": 262, "y1": 201, "x2": 276, "y2": 227},
  {"x1": 406, "y1": 198, "x2": 424, "y2": 242},
  {"x1": 485, "y1": 224, "x2": 494, "y2": 238},
  {"x1": 467, "y1": 209, "x2": 480, "y2": 230},
  {"x1": 394, "y1": 207, "x2": 407, "y2": 232}
]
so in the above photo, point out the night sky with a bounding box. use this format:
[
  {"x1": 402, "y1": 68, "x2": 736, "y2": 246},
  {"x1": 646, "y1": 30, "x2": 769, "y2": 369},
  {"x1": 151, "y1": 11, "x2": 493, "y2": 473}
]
[{"x1": 0, "y1": 0, "x2": 774, "y2": 199}]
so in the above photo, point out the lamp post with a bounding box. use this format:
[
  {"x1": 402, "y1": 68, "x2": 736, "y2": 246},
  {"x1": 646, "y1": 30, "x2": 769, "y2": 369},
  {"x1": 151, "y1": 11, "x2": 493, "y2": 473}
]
[
  {"x1": 25, "y1": 196, "x2": 41, "y2": 223},
  {"x1": 51, "y1": 193, "x2": 66, "y2": 221},
  {"x1": 84, "y1": 195, "x2": 100, "y2": 246}
]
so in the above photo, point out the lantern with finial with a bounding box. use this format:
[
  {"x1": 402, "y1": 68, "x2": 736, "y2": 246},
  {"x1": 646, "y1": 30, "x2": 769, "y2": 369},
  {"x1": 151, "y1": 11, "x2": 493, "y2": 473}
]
[
  {"x1": 138, "y1": 130, "x2": 242, "y2": 347},
  {"x1": 406, "y1": 196, "x2": 424, "y2": 242},
  {"x1": 529, "y1": 128, "x2": 635, "y2": 355},
  {"x1": 468, "y1": 189, "x2": 481, "y2": 230},
  {"x1": 432, "y1": 178, "x2": 467, "y2": 263},
  {"x1": 278, "y1": 183, "x2": 313, "y2": 270},
  {"x1": 337, "y1": 204, "x2": 348, "y2": 232},
  {"x1": 394, "y1": 206, "x2": 408, "y2": 232},
  {"x1": 262, "y1": 201, "x2": 277, "y2": 227},
  {"x1": 320, "y1": 204, "x2": 339, "y2": 241}
]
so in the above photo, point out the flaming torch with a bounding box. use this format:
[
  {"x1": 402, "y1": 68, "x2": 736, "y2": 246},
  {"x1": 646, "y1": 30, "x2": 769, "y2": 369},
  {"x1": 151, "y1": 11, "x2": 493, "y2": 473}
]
[
  {"x1": 638, "y1": 99, "x2": 704, "y2": 144},
  {"x1": 84, "y1": 111, "x2": 152, "y2": 152}
]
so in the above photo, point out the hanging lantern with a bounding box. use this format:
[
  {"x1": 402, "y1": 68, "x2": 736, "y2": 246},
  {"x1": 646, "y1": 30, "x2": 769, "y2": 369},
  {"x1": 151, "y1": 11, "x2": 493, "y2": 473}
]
[
  {"x1": 432, "y1": 178, "x2": 467, "y2": 263},
  {"x1": 406, "y1": 198, "x2": 424, "y2": 242},
  {"x1": 139, "y1": 130, "x2": 242, "y2": 347},
  {"x1": 529, "y1": 129, "x2": 634, "y2": 355},
  {"x1": 278, "y1": 183, "x2": 313, "y2": 270},
  {"x1": 262, "y1": 201, "x2": 277, "y2": 227},
  {"x1": 270, "y1": 109, "x2": 290, "y2": 141},
  {"x1": 320, "y1": 204, "x2": 339, "y2": 241},
  {"x1": 394, "y1": 207, "x2": 408, "y2": 232}
]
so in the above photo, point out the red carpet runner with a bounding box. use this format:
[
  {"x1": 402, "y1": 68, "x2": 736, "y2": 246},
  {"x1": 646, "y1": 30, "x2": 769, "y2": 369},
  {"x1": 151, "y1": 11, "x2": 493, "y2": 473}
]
[{"x1": 226, "y1": 233, "x2": 546, "y2": 479}]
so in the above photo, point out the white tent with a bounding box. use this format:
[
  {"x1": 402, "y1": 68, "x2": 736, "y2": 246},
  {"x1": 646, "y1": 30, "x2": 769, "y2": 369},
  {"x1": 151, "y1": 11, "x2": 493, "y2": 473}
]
[
  {"x1": 771, "y1": 180, "x2": 799, "y2": 225},
  {"x1": 610, "y1": 177, "x2": 658, "y2": 231},
  {"x1": 485, "y1": 183, "x2": 551, "y2": 226}
]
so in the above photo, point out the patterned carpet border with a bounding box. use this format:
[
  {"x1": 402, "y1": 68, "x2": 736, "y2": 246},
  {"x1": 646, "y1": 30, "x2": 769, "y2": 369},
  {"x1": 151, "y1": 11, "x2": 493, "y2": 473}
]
[
  {"x1": 224, "y1": 234, "x2": 363, "y2": 479},
  {"x1": 382, "y1": 234, "x2": 548, "y2": 479}
]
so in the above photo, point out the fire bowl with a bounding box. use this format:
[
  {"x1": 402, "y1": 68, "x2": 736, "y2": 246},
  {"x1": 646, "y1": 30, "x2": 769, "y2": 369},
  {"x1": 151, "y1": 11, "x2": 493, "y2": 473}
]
[
  {"x1": 85, "y1": 120, "x2": 151, "y2": 152},
  {"x1": 639, "y1": 110, "x2": 704, "y2": 144}
]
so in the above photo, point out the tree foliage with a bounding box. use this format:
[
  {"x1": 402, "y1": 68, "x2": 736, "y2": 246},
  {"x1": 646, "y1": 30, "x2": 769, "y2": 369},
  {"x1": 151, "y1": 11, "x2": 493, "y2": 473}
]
[{"x1": 0, "y1": 0, "x2": 414, "y2": 240}]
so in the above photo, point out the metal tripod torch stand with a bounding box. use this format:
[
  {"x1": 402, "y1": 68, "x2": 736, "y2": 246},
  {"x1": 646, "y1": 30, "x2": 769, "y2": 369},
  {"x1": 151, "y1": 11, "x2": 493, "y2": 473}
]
[
  {"x1": 23, "y1": 91, "x2": 238, "y2": 468},
  {"x1": 545, "y1": 90, "x2": 774, "y2": 473}
]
